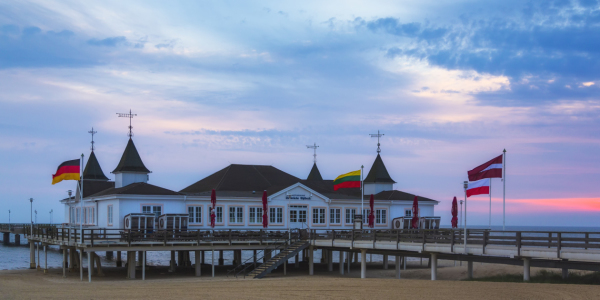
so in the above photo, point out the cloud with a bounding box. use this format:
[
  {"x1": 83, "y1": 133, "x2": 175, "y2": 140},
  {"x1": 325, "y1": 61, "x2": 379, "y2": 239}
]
[{"x1": 87, "y1": 36, "x2": 127, "y2": 47}]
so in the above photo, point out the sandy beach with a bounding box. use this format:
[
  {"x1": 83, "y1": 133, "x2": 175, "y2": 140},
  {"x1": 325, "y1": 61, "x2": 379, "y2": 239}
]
[{"x1": 1, "y1": 260, "x2": 598, "y2": 299}]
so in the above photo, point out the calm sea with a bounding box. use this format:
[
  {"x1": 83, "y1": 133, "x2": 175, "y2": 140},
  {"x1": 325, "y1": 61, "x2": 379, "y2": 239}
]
[{"x1": 2, "y1": 226, "x2": 599, "y2": 270}]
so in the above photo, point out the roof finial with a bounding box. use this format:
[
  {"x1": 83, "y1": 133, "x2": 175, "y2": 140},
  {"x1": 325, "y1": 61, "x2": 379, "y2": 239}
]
[
  {"x1": 306, "y1": 142, "x2": 319, "y2": 163},
  {"x1": 369, "y1": 130, "x2": 384, "y2": 153},
  {"x1": 116, "y1": 109, "x2": 137, "y2": 138},
  {"x1": 88, "y1": 127, "x2": 97, "y2": 151}
]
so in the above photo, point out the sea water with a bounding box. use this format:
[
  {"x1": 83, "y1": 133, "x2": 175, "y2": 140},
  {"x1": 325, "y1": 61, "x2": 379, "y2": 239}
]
[{"x1": 2, "y1": 226, "x2": 600, "y2": 270}]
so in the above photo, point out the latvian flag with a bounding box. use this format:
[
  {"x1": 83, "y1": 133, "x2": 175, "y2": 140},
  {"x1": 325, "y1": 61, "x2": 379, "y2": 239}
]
[
  {"x1": 467, "y1": 178, "x2": 490, "y2": 198},
  {"x1": 467, "y1": 154, "x2": 503, "y2": 181},
  {"x1": 52, "y1": 159, "x2": 80, "y2": 185}
]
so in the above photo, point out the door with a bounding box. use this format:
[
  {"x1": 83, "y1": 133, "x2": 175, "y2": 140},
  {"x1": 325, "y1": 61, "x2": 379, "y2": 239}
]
[{"x1": 289, "y1": 205, "x2": 308, "y2": 229}]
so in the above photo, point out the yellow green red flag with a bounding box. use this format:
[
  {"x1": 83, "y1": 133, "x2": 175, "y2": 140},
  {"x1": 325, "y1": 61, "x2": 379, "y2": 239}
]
[{"x1": 333, "y1": 170, "x2": 361, "y2": 191}]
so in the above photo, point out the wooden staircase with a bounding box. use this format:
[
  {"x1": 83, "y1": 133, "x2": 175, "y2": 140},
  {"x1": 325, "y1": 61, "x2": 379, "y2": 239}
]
[{"x1": 247, "y1": 240, "x2": 309, "y2": 279}]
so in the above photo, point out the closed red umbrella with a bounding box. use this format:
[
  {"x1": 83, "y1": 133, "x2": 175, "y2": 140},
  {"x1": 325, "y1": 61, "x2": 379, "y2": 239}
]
[
  {"x1": 262, "y1": 190, "x2": 268, "y2": 228},
  {"x1": 411, "y1": 196, "x2": 419, "y2": 229},
  {"x1": 451, "y1": 196, "x2": 458, "y2": 228},
  {"x1": 210, "y1": 189, "x2": 216, "y2": 228},
  {"x1": 368, "y1": 194, "x2": 375, "y2": 228}
]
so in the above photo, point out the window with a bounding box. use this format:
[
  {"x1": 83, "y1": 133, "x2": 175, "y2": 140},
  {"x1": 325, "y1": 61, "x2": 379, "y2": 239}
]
[
  {"x1": 330, "y1": 208, "x2": 341, "y2": 224},
  {"x1": 269, "y1": 207, "x2": 283, "y2": 224},
  {"x1": 229, "y1": 206, "x2": 244, "y2": 224},
  {"x1": 362, "y1": 209, "x2": 371, "y2": 219},
  {"x1": 188, "y1": 206, "x2": 202, "y2": 224},
  {"x1": 108, "y1": 206, "x2": 113, "y2": 225},
  {"x1": 76, "y1": 208, "x2": 80, "y2": 224},
  {"x1": 83, "y1": 208, "x2": 87, "y2": 224},
  {"x1": 289, "y1": 210, "x2": 297, "y2": 223},
  {"x1": 89, "y1": 207, "x2": 95, "y2": 224},
  {"x1": 376, "y1": 209, "x2": 387, "y2": 224},
  {"x1": 142, "y1": 205, "x2": 162, "y2": 218},
  {"x1": 345, "y1": 208, "x2": 356, "y2": 224},
  {"x1": 312, "y1": 208, "x2": 326, "y2": 224},
  {"x1": 249, "y1": 207, "x2": 263, "y2": 224},
  {"x1": 405, "y1": 209, "x2": 412, "y2": 217},
  {"x1": 209, "y1": 206, "x2": 223, "y2": 223},
  {"x1": 71, "y1": 208, "x2": 75, "y2": 224},
  {"x1": 298, "y1": 210, "x2": 307, "y2": 223}
]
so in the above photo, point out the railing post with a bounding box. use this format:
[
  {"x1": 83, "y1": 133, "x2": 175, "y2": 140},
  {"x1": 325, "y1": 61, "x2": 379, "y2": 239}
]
[
  {"x1": 516, "y1": 232, "x2": 521, "y2": 256},
  {"x1": 482, "y1": 231, "x2": 488, "y2": 254},
  {"x1": 229, "y1": 229, "x2": 232, "y2": 245},
  {"x1": 557, "y1": 232, "x2": 562, "y2": 258},
  {"x1": 396, "y1": 230, "x2": 400, "y2": 250},
  {"x1": 332, "y1": 229, "x2": 335, "y2": 242},
  {"x1": 91, "y1": 229, "x2": 94, "y2": 247},
  {"x1": 128, "y1": 229, "x2": 131, "y2": 247},
  {"x1": 373, "y1": 229, "x2": 377, "y2": 248},
  {"x1": 585, "y1": 233, "x2": 589, "y2": 250},
  {"x1": 82, "y1": 228, "x2": 85, "y2": 244},
  {"x1": 451, "y1": 230, "x2": 455, "y2": 252},
  {"x1": 351, "y1": 229, "x2": 355, "y2": 248},
  {"x1": 548, "y1": 232, "x2": 552, "y2": 248},
  {"x1": 197, "y1": 229, "x2": 200, "y2": 245}
]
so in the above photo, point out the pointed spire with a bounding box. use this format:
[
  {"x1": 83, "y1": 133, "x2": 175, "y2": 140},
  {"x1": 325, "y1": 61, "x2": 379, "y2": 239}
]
[
  {"x1": 307, "y1": 163, "x2": 323, "y2": 181},
  {"x1": 112, "y1": 138, "x2": 150, "y2": 173},
  {"x1": 364, "y1": 154, "x2": 396, "y2": 183},
  {"x1": 83, "y1": 151, "x2": 109, "y2": 181}
]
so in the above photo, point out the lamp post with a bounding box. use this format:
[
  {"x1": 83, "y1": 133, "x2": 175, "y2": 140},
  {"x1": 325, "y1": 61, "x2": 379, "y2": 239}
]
[
  {"x1": 463, "y1": 181, "x2": 468, "y2": 254},
  {"x1": 459, "y1": 200, "x2": 463, "y2": 229},
  {"x1": 29, "y1": 198, "x2": 33, "y2": 237}
]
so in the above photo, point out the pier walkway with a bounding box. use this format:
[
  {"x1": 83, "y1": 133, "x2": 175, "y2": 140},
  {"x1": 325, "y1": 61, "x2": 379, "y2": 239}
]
[{"x1": 4, "y1": 224, "x2": 600, "y2": 283}]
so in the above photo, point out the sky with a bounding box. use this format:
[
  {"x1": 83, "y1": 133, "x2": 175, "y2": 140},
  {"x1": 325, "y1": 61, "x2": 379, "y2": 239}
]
[{"x1": 1, "y1": 0, "x2": 599, "y2": 226}]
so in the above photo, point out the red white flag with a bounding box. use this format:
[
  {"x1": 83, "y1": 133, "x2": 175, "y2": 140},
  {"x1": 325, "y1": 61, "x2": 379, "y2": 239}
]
[
  {"x1": 468, "y1": 154, "x2": 503, "y2": 181},
  {"x1": 467, "y1": 178, "x2": 490, "y2": 198}
]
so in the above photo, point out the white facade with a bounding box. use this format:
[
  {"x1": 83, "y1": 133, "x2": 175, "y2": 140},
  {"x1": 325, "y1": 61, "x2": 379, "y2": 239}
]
[{"x1": 62, "y1": 182, "x2": 438, "y2": 230}]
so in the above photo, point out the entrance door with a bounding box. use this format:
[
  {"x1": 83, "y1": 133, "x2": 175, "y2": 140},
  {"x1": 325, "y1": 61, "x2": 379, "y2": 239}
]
[{"x1": 289, "y1": 205, "x2": 308, "y2": 229}]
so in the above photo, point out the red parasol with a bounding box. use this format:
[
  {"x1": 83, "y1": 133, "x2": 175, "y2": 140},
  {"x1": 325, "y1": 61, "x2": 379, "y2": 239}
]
[
  {"x1": 368, "y1": 194, "x2": 375, "y2": 228},
  {"x1": 262, "y1": 190, "x2": 268, "y2": 228},
  {"x1": 451, "y1": 196, "x2": 458, "y2": 228},
  {"x1": 411, "y1": 196, "x2": 419, "y2": 229},
  {"x1": 210, "y1": 189, "x2": 216, "y2": 228}
]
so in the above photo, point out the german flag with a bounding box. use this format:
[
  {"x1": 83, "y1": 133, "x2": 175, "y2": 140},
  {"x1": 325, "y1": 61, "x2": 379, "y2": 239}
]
[
  {"x1": 52, "y1": 159, "x2": 80, "y2": 185},
  {"x1": 333, "y1": 170, "x2": 361, "y2": 191}
]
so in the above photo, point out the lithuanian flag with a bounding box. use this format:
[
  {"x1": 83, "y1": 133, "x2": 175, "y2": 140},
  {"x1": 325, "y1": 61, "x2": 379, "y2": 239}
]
[
  {"x1": 52, "y1": 159, "x2": 80, "y2": 185},
  {"x1": 333, "y1": 170, "x2": 361, "y2": 191}
]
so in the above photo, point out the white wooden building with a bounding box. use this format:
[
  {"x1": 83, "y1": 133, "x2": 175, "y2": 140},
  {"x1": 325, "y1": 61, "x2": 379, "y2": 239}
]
[{"x1": 61, "y1": 137, "x2": 440, "y2": 230}]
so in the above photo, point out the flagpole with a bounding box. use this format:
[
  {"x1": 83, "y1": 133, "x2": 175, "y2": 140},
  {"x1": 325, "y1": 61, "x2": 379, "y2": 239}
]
[
  {"x1": 360, "y1": 165, "x2": 364, "y2": 221},
  {"x1": 489, "y1": 179, "x2": 492, "y2": 230},
  {"x1": 80, "y1": 153, "x2": 84, "y2": 244},
  {"x1": 502, "y1": 149, "x2": 506, "y2": 231}
]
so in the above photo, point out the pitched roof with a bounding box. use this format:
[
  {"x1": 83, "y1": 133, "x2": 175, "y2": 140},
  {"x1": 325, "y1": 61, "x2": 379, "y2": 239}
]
[
  {"x1": 372, "y1": 190, "x2": 437, "y2": 202},
  {"x1": 180, "y1": 164, "x2": 301, "y2": 195},
  {"x1": 76, "y1": 180, "x2": 115, "y2": 198},
  {"x1": 83, "y1": 151, "x2": 109, "y2": 181},
  {"x1": 112, "y1": 138, "x2": 150, "y2": 173},
  {"x1": 363, "y1": 154, "x2": 396, "y2": 183},
  {"x1": 87, "y1": 182, "x2": 181, "y2": 197},
  {"x1": 306, "y1": 163, "x2": 323, "y2": 180}
]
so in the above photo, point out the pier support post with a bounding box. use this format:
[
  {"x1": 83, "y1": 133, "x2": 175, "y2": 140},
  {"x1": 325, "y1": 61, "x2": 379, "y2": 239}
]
[
  {"x1": 430, "y1": 253, "x2": 437, "y2": 281},
  {"x1": 523, "y1": 258, "x2": 530, "y2": 281},
  {"x1": 354, "y1": 252, "x2": 358, "y2": 263},
  {"x1": 211, "y1": 249, "x2": 215, "y2": 278},
  {"x1": 128, "y1": 251, "x2": 136, "y2": 279},
  {"x1": 562, "y1": 259, "x2": 569, "y2": 279},
  {"x1": 142, "y1": 252, "x2": 146, "y2": 280},
  {"x1": 202, "y1": 251, "x2": 205, "y2": 264},
  {"x1": 195, "y1": 250, "x2": 201, "y2": 277},
  {"x1": 347, "y1": 251, "x2": 351, "y2": 273},
  {"x1": 106, "y1": 251, "x2": 113, "y2": 260},
  {"x1": 383, "y1": 254, "x2": 388, "y2": 269},
  {"x1": 94, "y1": 253, "x2": 104, "y2": 277},
  {"x1": 29, "y1": 241, "x2": 36, "y2": 269},
  {"x1": 360, "y1": 249, "x2": 367, "y2": 279},
  {"x1": 218, "y1": 250, "x2": 224, "y2": 265},
  {"x1": 264, "y1": 249, "x2": 272, "y2": 262},
  {"x1": 88, "y1": 251, "x2": 94, "y2": 282},
  {"x1": 328, "y1": 250, "x2": 333, "y2": 271},
  {"x1": 79, "y1": 250, "x2": 83, "y2": 281},
  {"x1": 295, "y1": 253, "x2": 299, "y2": 268},
  {"x1": 37, "y1": 242, "x2": 40, "y2": 270},
  {"x1": 14, "y1": 234, "x2": 20, "y2": 245},
  {"x1": 138, "y1": 251, "x2": 143, "y2": 267},
  {"x1": 309, "y1": 245, "x2": 314, "y2": 275},
  {"x1": 169, "y1": 251, "x2": 175, "y2": 272},
  {"x1": 339, "y1": 251, "x2": 344, "y2": 275},
  {"x1": 2, "y1": 232, "x2": 8, "y2": 245},
  {"x1": 44, "y1": 245, "x2": 48, "y2": 274},
  {"x1": 62, "y1": 247, "x2": 67, "y2": 277},
  {"x1": 395, "y1": 255, "x2": 401, "y2": 279},
  {"x1": 116, "y1": 251, "x2": 122, "y2": 267},
  {"x1": 467, "y1": 261, "x2": 473, "y2": 279},
  {"x1": 403, "y1": 256, "x2": 407, "y2": 270},
  {"x1": 253, "y1": 250, "x2": 257, "y2": 267}
]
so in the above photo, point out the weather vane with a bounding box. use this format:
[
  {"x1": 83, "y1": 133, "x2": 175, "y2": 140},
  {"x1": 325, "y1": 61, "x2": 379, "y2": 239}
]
[
  {"x1": 116, "y1": 109, "x2": 137, "y2": 138},
  {"x1": 306, "y1": 142, "x2": 319, "y2": 163},
  {"x1": 88, "y1": 127, "x2": 97, "y2": 151},
  {"x1": 369, "y1": 130, "x2": 384, "y2": 153}
]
